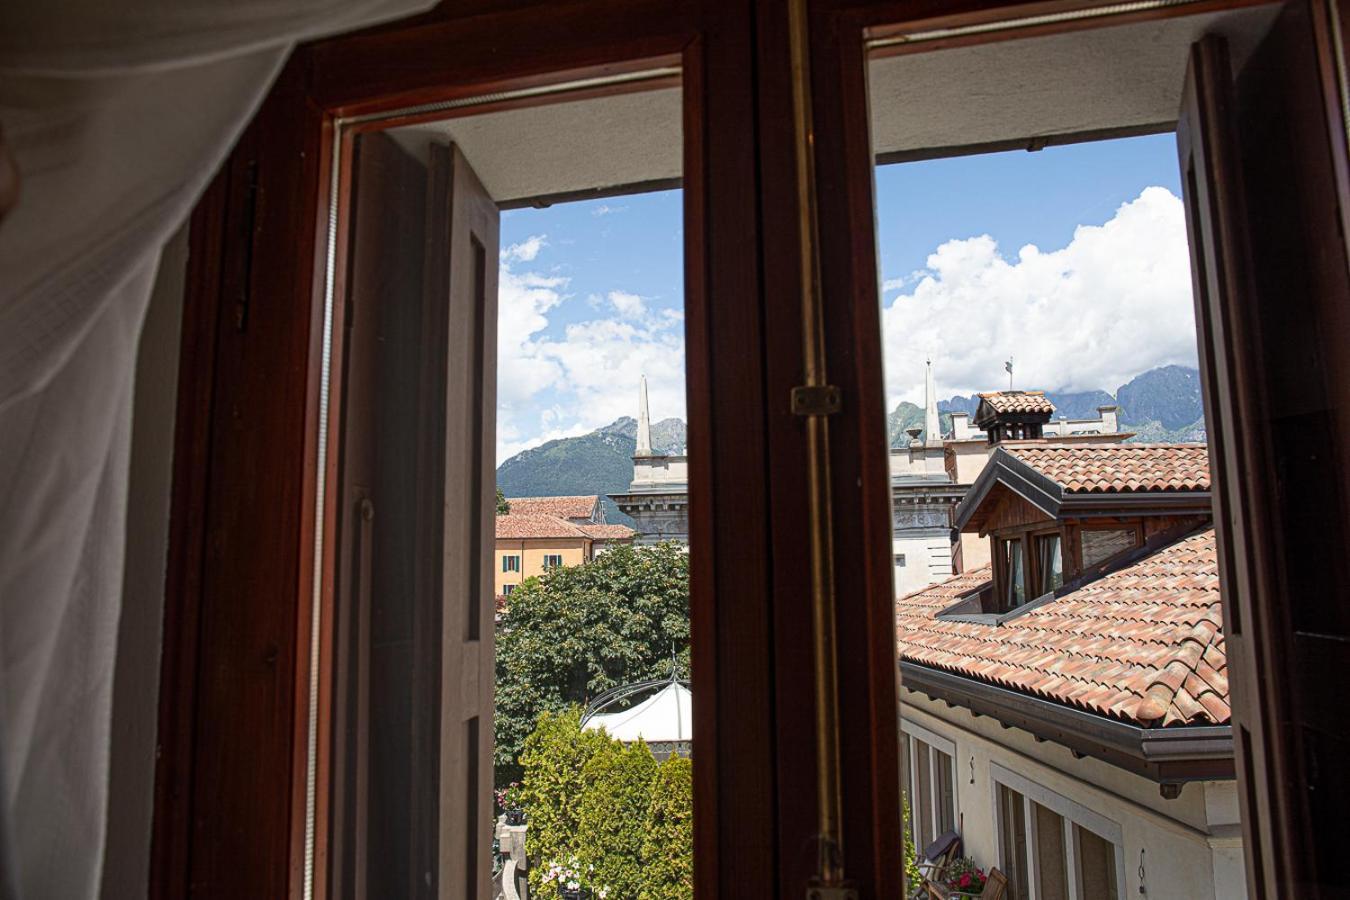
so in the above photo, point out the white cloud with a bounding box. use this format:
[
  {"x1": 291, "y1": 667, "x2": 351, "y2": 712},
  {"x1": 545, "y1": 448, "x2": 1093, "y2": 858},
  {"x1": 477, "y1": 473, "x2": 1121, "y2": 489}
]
[
  {"x1": 502, "y1": 234, "x2": 546, "y2": 263},
  {"x1": 608, "y1": 290, "x2": 646, "y2": 319},
  {"x1": 882, "y1": 186, "x2": 1197, "y2": 406},
  {"x1": 496, "y1": 245, "x2": 684, "y2": 460},
  {"x1": 592, "y1": 204, "x2": 626, "y2": 217}
]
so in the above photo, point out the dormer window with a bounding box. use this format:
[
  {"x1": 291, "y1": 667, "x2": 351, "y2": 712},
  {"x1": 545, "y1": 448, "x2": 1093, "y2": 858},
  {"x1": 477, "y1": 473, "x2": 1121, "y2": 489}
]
[
  {"x1": 1035, "y1": 533, "x2": 1063, "y2": 593},
  {"x1": 1001, "y1": 537, "x2": 1027, "y2": 609}
]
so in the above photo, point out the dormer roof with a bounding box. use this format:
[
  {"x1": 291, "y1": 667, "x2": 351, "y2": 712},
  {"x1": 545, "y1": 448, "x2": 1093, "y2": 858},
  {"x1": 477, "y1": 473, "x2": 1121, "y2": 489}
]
[
  {"x1": 954, "y1": 443, "x2": 1212, "y2": 532},
  {"x1": 975, "y1": 390, "x2": 1055, "y2": 420}
]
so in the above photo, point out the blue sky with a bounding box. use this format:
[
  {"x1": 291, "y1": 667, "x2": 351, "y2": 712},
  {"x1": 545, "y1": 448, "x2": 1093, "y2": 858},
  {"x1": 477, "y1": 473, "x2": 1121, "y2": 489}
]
[{"x1": 497, "y1": 132, "x2": 1196, "y2": 461}]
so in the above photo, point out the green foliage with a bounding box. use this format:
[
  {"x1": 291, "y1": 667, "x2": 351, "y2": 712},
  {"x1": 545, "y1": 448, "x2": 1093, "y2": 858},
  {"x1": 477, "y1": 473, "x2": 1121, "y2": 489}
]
[
  {"x1": 902, "y1": 793, "x2": 922, "y2": 894},
  {"x1": 496, "y1": 487, "x2": 511, "y2": 515},
  {"x1": 638, "y1": 756, "x2": 693, "y2": 900},
  {"x1": 575, "y1": 740, "x2": 659, "y2": 900},
  {"x1": 494, "y1": 543, "x2": 690, "y2": 782},
  {"x1": 519, "y1": 709, "x2": 613, "y2": 897}
]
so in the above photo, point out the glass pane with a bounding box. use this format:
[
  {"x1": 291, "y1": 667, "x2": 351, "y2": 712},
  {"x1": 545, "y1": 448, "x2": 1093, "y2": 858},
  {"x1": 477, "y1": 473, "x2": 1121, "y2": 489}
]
[
  {"x1": 1081, "y1": 528, "x2": 1136, "y2": 568},
  {"x1": 1039, "y1": 534, "x2": 1063, "y2": 593},
  {"x1": 935, "y1": 750, "x2": 955, "y2": 836},
  {"x1": 900, "y1": 737, "x2": 914, "y2": 838},
  {"x1": 1033, "y1": 803, "x2": 1068, "y2": 900},
  {"x1": 1008, "y1": 539, "x2": 1026, "y2": 608},
  {"x1": 1076, "y1": 826, "x2": 1120, "y2": 900},
  {"x1": 916, "y1": 742, "x2": 934, "y2": 851},
  {"x1": 998, "y1": 785, "x2": 1029, "y2": 900}
]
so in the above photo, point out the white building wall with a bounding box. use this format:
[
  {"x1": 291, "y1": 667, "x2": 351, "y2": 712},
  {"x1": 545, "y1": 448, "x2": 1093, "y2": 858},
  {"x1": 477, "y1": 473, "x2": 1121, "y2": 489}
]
[
  {"x1": 900, "y1": 693, "x2": 1247, "y2": 900},
  {"x1": 893, "y1": 529, "x2": 953, "y2": 597}
]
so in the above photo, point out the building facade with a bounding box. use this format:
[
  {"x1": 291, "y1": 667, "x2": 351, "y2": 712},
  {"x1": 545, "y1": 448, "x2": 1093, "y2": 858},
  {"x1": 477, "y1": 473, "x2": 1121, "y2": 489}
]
[
  {"x1": 896, "y1": 443, "x2": 1242, "y2": 898},
  {"x1": 494, "y1": 496, "x2": 634, "y2": 596},
  {"x1": 610, "y1": 375, "x2": 690, "y2": 544}
]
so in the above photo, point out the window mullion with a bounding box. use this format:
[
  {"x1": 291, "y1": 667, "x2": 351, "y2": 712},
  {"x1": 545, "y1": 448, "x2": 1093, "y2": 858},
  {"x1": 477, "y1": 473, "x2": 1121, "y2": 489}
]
[
  {"x1": 1023, "y1": 797, "x2": 1039, "y2": 900},
  {"x1": 1065, "y1": 821, "x2": 1082, "y2": 900}
]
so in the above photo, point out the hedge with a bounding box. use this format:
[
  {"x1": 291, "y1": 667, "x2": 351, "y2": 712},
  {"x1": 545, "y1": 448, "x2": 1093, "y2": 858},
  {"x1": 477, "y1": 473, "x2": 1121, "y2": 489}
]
[
  {"x1": 518, "y1": 709, "x2": 613, "y2": 897},
  {"x1": 638, "y1": 756, "x2": 693, "y2": 900},
  {"x1": 519, "y1": 711, "x2": 693, "y2": 900}
]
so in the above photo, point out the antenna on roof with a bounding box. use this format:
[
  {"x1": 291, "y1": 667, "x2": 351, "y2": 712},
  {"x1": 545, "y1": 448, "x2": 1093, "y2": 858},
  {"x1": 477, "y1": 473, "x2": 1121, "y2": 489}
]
[{"x1": 1005, "y1": 357, "x2": 1014, "y2": 390}]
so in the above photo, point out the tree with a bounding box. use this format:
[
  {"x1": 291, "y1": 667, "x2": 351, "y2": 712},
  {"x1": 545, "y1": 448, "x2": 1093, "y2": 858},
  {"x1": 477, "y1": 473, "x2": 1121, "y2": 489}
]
[
  {"x1": 496, "y1": 487, "x2": 511, "y2": 515},
  {"x1": 574, "y1": 739, "x2": 659, "y2": 899},
  {"x1": 518, "y1": 709, "x2": 613, "y2": 897},
  {"x1": 494, "y1": 542, "x2": 689, "y2": 782},
  {"x1": 639, "y1": 755, "x2": 693, "y2": 900}
]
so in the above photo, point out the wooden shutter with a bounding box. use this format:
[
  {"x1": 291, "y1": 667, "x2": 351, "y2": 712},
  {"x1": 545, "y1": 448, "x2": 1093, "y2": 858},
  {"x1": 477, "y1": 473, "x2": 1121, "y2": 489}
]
[
  {"x1": 1178, "y1": 7, "x2": 1350, "y2": 896},
  {"x1": 331, "y1": 135, "x2": 498, "y2": 899}
]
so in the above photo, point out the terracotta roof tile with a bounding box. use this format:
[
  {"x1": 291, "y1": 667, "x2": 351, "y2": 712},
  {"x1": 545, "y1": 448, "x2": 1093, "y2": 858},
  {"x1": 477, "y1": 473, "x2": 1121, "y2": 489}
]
[
  {"x1": 495, "y1": 514, "x2": 589, "y2": 539},
  {"x1": 502, "y1": 495, "x2": 600, "y2": 520},
  {"x1": 896, "y1": 528, "x2": 1228, "y2": 727},
  {"x1": 1005, "y1": 444, "x2": 1210, "y2": 493},
  {"x1": 977, "y1": 391, "x2": 1056, "y2": 415},
  {"x1": 578, "y1": 523, "x2": 637, "y2": 541}
]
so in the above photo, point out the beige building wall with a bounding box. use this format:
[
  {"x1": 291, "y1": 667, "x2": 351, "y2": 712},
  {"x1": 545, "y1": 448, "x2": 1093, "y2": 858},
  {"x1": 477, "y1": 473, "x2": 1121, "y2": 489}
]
[
  {"x1": 899, "y1": 692, "x2": 1246, "y2": 899},
  {"x1": 494, "y1": 538, "x2": 590, "y2": 595}
]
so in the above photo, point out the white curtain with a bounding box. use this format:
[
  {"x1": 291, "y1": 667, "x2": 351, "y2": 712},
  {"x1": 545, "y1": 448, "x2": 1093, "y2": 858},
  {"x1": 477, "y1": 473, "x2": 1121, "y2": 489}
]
[{"x1": 0, "y1": 1, "x2": 434, "y2": 896}]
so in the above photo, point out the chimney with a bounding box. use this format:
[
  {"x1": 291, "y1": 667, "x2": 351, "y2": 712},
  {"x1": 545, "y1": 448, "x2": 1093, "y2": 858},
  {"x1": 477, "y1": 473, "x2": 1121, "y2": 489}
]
[
  {"x1": 950, "y1": 412, "x2": 971, "y2": 440},
  {"x1": 1097, "y1": 404, "x2": 1119, "y2": 434},
  {"x1": 636, "y1": 374, "x2": 653, "y2": 457}
]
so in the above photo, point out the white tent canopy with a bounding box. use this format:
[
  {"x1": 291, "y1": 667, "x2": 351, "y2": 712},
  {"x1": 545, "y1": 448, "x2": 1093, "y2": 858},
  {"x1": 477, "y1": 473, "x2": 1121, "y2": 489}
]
[{"x1": 583, "y1": 681, "x2": 692, "y2": 745}]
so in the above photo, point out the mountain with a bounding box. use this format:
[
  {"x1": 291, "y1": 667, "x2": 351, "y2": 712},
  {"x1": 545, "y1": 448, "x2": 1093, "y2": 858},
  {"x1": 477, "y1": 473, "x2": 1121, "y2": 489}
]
[
  {"x1": 1115, "y1": 365, "x2": 1204, "y2": 431},
  {"x1": 499, "y1": 366, "x2": 1208, "y2": 502},
  {"x1": 893, "y1": 364, "x2": 1207, "y2": 448},
  {"x1": 496, "y1": 417, "x2": 686, "y2": 524}
]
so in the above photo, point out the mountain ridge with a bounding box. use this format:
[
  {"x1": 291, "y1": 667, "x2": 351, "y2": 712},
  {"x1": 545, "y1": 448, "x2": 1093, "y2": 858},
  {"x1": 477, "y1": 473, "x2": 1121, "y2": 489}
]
[{"x1": 497, "y1": 365, "x2": 1207, "y2": 507}]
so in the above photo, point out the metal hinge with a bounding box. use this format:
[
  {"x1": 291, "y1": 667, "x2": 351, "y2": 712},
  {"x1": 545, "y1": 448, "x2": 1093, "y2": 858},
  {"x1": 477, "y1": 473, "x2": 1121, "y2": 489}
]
[{"x1": 791, "y1": 384, "x2": 842, "y2": 416}]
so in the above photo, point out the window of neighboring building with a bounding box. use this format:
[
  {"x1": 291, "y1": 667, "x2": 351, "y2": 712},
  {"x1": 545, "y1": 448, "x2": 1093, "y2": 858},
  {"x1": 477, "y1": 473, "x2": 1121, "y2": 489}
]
[
  {"x1": 1035, "y1": 533, "x2": 1063, "y2": 595},
  {"x1": 997, "y1": 784, "x2": 1031, "y2": 900},
  {"x1": 899, "y1": 723, "x2": 957, "y2": 855},
  {"x1": 1080, "y1": 527, "x2": 1137, "y2": 569},
  {"x1": 895, "y1": 553, "x2": 907, "y2": 568},
  {"x1": 993, "y1": 766, "x2": 1126, "y2": 900},
  {"x1": 1001, "y1": 538, "x2": 1026, "y2": 609},
  {"x1": 502, "y1": 555, "x2": 521, "y2": 573},
  {"x1": 542, "y1": 554, "x2": 563, "y2": 569},
  {"x1": 502, "y1": 584, "x2": 515, "y2": 596},
  {"x1": 1075, "y1": 824, "x2": 1121, "y2": 900}
]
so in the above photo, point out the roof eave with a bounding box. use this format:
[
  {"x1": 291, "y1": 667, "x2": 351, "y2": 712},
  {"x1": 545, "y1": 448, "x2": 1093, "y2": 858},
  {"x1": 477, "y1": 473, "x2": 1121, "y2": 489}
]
[
  {"x1": 953, "y1": 448, "x2": 1064, "y2": 531},
  {"x1": 899, "y1": 661, "x2": 1234, "y2": 785}
]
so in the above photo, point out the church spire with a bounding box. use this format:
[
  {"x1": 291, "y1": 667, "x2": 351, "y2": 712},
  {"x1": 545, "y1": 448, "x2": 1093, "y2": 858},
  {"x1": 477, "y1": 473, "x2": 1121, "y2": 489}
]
[
  {"x1": 636, "y1": 374, "x2": 653, "y2": 457},
  {"x1": 924, "y1": 358, "x2": 941, "y2": 446}
]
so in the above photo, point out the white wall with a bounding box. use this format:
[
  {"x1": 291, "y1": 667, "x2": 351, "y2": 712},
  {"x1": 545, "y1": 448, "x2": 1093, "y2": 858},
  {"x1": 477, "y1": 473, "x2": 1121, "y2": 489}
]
[
  {"x1": 900, "y1": 692, "x2": 1247, "y2": 899},
  {"x1": 99, "y1": 225, "x2": 187, "y2": 898},
  {"x1": 893, "y1": 530, "x2": 953, "y2": 597}
]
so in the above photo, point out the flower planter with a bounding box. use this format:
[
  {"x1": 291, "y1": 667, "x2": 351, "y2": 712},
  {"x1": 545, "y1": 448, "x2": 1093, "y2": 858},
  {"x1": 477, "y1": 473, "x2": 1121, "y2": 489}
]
[
  {"x1": 558, "y1": 888, "x2": 590, "y2": 900},
  {"x1": 505, "y1": 808, "x2": 525, "y2": 826}
]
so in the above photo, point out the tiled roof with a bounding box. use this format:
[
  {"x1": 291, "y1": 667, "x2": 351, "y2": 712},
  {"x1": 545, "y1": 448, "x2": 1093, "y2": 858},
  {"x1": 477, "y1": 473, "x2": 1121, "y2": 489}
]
[
  {"x1": 579, "y1": 524, "x2": 636, "y2": 541},
  {"x1": 503, "y1": 495, "x2": 599, "y2": 520},
  {"x1": 977, "y1": 391, "x2": 1055, "y2": 414},
  {"x1": 896, "y1": 528, "x2": 1228, "y2": 727},
  {"x1": 1006, "y1": 444, "x2": 1210, "y2": 493},
  {"x1": 495, "y1": 514, "x2": 589, "y2": 539}
]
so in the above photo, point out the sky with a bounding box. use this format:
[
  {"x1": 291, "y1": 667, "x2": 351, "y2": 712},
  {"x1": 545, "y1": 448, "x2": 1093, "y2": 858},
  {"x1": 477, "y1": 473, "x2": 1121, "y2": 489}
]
[{"x1": 496, "y1": 132, "x2": 1196, "y2": 462}]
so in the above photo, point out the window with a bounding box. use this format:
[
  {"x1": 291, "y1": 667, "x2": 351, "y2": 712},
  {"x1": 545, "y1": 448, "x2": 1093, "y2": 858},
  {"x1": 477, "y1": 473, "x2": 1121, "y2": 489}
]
[
  {"x1": 542, "y1": 553, "x2": 563, "y2": 569},
  {"x1": 1002, "y1": 538, "x2": 1026, "y2": 610},
  {"x1": 994, "y1": 767, "x2": 1125, "y2": 900},
  {"x1": 502, "y1": 584, "x2": 515, "y2": 596},
  {"x1": 997, "y1": 784, "x2": 1031, "y2": 900},
  {"x1": 1080, "y1": 528, "x2": 1136, "y2": 569},
  {"x1": 1075, "y1": 825, "x2": 1120, "y2": 900},
  {"x1": 899, "y1": 723, "x2": 957, "y2": 855},
  {"x1": 502, "y1": 555, "x2": 521, "y2": 573},
  {"x1": 895, "y1": 553, "x2": 907, "y2": 567},
  {"x1": 1035, "y1": 533, "x2": 1063, "y2": 594}
]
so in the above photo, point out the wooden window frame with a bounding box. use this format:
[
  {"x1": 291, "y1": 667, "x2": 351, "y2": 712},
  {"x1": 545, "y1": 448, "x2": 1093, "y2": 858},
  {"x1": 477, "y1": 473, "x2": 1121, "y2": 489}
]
[
  {"x1": 899, "y1": 719, "x2": 958, "y2": 852},
  {"x1": 150, "y1": 0, "x2": 1350, "y2": 897}
]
